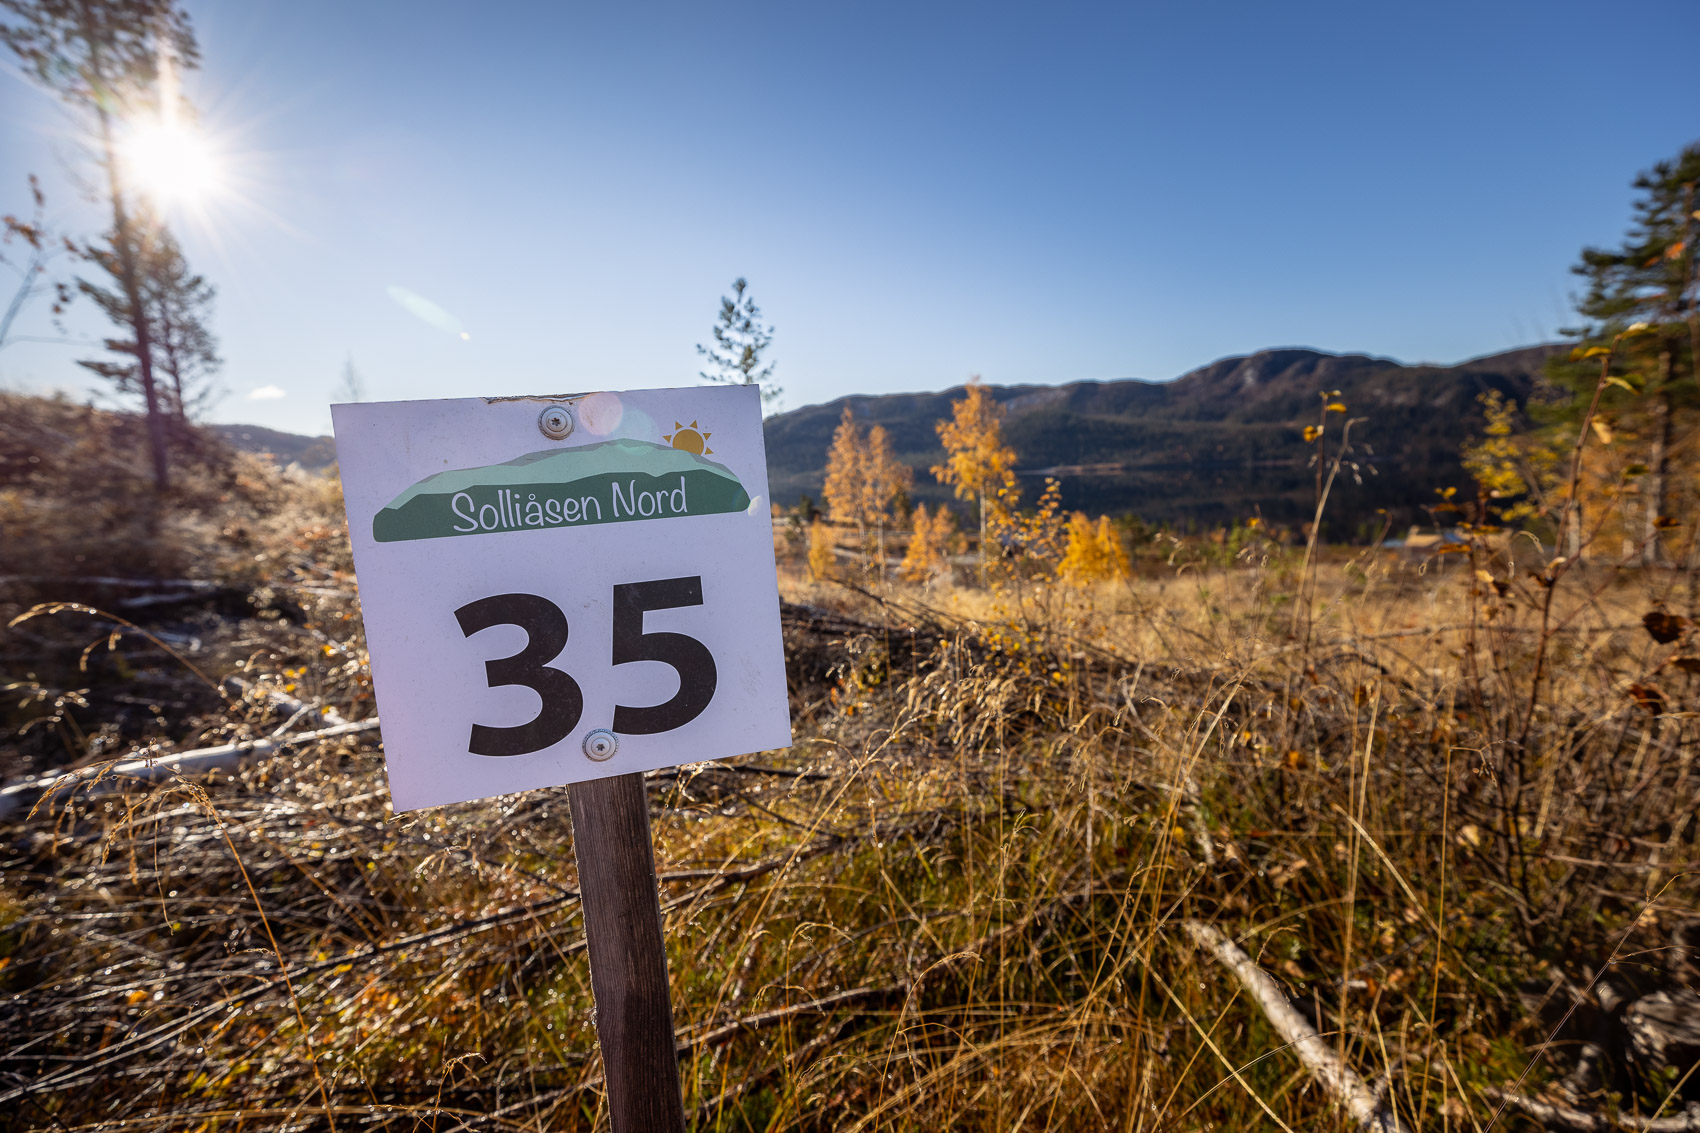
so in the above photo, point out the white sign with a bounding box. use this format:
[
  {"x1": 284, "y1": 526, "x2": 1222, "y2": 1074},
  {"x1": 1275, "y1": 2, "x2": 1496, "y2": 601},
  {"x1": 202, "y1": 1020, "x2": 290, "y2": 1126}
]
[{"x1": 332, "y1": 385, "x2": 792, "y2": 811}]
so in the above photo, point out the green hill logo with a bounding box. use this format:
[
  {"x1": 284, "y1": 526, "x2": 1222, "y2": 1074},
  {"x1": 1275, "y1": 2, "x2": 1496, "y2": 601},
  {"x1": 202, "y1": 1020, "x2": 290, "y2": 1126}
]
[{"x1": 372, "y1": 438, "x2": 752, "y2": 543}]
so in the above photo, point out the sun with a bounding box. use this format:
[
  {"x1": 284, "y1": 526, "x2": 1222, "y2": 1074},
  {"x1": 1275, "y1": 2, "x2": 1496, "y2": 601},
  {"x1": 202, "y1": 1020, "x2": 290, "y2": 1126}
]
[
  {"x1": 122, "y1": 120, "x2": 222, "y2": 204},
  {"x1": 663, "y1": 421, "x2": 712, "y2": 455}
]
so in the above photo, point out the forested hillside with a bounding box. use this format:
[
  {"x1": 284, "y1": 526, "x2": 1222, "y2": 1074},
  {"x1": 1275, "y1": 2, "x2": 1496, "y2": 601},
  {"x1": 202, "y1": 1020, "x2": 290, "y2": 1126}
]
[
  {"x1": 764, "y1": 345, "x2": 1561, "y2": 532},
  {"x1": 209, "y1": 423, "x2": 336, "y2": 470},
  {"x1": 203, "y1": 345, "x2": 1562, "y2": 534}
]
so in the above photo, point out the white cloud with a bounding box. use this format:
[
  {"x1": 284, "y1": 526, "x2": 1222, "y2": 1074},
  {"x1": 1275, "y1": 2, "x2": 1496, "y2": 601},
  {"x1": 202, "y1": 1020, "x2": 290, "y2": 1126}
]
[{"x1": 248, "y1": 385, "x2": 286, "y2": 400}]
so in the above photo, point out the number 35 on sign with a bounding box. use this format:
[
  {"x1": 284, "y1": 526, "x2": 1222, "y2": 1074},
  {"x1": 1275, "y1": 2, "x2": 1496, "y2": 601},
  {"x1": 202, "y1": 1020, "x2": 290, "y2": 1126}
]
[{"x1": 332, "y1": 385, "x2": 792, "y2": 811}]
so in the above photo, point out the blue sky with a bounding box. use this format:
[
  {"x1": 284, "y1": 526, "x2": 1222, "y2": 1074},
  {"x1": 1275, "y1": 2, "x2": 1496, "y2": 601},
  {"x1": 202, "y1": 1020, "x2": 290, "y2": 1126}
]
[{"x1": 2, "y1": 0, "x2": 1697, "y2": 436}]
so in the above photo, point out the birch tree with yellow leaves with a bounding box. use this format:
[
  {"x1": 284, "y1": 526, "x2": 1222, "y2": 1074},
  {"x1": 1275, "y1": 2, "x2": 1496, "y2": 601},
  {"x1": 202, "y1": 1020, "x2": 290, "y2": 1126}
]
[
  {"x1": 822, "y1": 406, "x2": 865, "y2": 533},
  {"x1": 862, "y1": 424, "x2": 912, "y2": 579},
  {"x1": 822, "y1": 406, "x2": 913, "y2": 580},
  {"x1": 1058, "y1": 513, "x2": 1131, "y2": 586},
  {"x1": 932, "y1": 378, "x2": 1017, "y2": 581},
  {"x1": 899, "y1": 503, "x2": 957, "y2": 585},
  {"x1": 806, "y1": 517, "x2": 837, "y2": 581}
]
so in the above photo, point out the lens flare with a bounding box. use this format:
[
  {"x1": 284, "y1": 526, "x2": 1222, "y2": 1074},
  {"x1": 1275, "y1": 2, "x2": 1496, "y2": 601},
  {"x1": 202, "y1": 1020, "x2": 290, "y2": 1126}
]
[{"x1": 386, "y1": 285, "x2": 470, "y2": 339}]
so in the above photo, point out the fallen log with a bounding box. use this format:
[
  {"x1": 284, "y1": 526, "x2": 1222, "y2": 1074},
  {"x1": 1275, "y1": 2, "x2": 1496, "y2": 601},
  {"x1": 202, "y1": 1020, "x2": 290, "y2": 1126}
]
[
  {"x1": 0, "y1": 719, "x2": 382, "y2": 822},
  {"x1": 1182, "y1": 919, "x2": 1410, "y2": 1133}
]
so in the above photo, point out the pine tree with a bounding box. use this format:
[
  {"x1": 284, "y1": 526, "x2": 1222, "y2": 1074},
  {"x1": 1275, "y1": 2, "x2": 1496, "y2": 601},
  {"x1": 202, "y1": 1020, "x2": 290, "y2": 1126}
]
[
  {"x1": 696, "y1": 276, "x2": 780, "y2": 408},
  {"x1": 1550, "y1": 142, "x2": 1700, "y2": 564},
  {"x1": 2, "y1": 0, "x2": 202, "y2": 491},
  {"x1": 77, "y1": 221, "x2": 219, "y2": 425},
  {"x1": 145, "y1": 229, "x2": 218, "y2": 421},
  {"x1": 931, "y1": 378, "x2": 1018, "y2": 581}
]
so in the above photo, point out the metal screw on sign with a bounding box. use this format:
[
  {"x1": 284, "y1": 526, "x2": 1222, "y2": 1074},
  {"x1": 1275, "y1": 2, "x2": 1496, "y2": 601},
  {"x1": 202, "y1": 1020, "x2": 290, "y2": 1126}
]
[
  {"x1": 538, "y1": 404, "x2": 574, "y2": 439},
  {"x1": 583, "y1": 729, "x2": 618, "y2": 761}
]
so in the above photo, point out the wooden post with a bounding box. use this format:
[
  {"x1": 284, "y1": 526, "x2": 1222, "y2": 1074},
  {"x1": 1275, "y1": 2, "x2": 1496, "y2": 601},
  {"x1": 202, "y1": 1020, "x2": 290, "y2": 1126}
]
[{"x1": 568, "y1": 772, "x2": 688, "y2": 1132}]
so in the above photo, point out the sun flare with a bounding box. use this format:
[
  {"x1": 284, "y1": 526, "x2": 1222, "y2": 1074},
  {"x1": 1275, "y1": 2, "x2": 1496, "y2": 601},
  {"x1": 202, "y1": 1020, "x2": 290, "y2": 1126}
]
[{"x1": 122, "y1": 121, "x2": 222, "y2": 204}]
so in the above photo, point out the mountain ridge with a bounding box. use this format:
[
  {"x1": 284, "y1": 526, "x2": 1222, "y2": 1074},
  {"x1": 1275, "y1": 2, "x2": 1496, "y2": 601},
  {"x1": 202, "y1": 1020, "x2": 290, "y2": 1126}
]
[
  {"x1": 759, "y1": 343, "x2": 1564, "y2": 533},
  {"x1": 210, "y1": 343, "x2": 1565, "y2": 535}
]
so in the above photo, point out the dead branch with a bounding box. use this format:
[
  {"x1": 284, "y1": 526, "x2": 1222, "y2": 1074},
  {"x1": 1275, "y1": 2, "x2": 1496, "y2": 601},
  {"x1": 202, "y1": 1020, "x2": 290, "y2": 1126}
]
[
  {"x1": 1486, "y1": 1088, "x2": 1700, "y2": 1131},
  {"x1": 1182, "y1": 919, "x2": 1410, "y2": 1133},
  {"x1": 679, "y1": 983, "x2": 904, "y2": 1051}
]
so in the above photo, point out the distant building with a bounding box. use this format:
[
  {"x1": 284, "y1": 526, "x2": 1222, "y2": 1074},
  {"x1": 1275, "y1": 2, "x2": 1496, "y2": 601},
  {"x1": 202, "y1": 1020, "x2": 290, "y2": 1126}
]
[{"x1": 1385, "y1": 526, "x2": 1469, "y2": 557}]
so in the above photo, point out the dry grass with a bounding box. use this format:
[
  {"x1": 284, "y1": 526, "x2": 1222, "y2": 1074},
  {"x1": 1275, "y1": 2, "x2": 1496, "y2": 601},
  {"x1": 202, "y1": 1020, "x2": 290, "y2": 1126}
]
[{"x1": 3, "y1": 431, "x2": 1700, "y2": 1131}]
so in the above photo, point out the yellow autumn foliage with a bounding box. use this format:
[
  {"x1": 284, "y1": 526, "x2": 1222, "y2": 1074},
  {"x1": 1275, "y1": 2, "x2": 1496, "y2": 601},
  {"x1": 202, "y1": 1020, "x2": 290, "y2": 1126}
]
[
  {"x1": 822, "y1": 407, "x2": 865, "y2": 528},
  {"x1": 1058, "y1": 512, "x2": 1130, "y2": 585},
  {"x1": 1460, "y1": 390, "x2": 1562, "y2": 523},
  {"x1": 824, "y1": 407, "x2": 911, "y2": 535},
  {"x1": 932, "y1": 379, "x2": 1018, "y2": 575},
  {"x1": 807, "y1": 518, "x2": 837, "y2": 581},
  {"x1": 899, "y1": 503, "x2": 957, "y2": 584}
]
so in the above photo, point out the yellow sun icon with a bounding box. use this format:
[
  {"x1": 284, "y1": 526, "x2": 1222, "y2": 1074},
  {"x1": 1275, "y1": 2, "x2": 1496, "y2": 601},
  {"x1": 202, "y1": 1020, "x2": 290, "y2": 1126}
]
[{"x1": 663, "y1": 420, "x2": 713, "y2": 455}]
